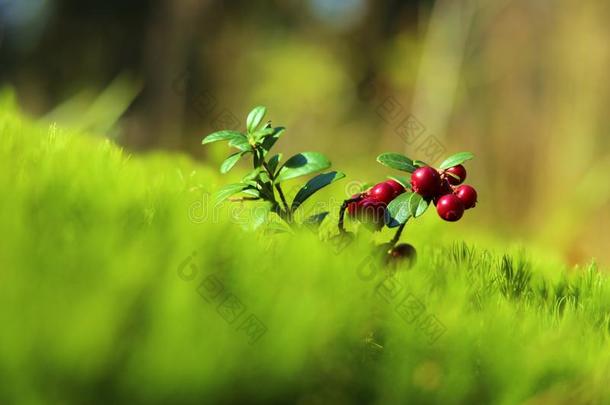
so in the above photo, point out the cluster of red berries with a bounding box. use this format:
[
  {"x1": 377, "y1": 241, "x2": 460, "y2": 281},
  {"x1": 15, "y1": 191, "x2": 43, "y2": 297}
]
[
  {"x1": 347, "y1": 164, "x2": 477, "y2": 228},
  {"x1": 347, "y1": 179, "x2": 405, "y2": 230},
  {"x1": 410, "y1": 164, "x2": 477, "y2": 222}
]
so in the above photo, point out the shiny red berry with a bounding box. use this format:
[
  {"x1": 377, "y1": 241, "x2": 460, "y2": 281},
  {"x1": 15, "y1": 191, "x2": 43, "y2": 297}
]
[
  {"x1": 356, "y1": 197, "x2": 386, "y2": 230},
  {"x1": 385, "y1": 179, "x2": 406, "y2": 198},
  {"x1": 436, "y1": 194, "x2": 464, "y2": 222},
  {"x1": 433, "y1": 179, "x2": 454, "y2": 205},
  {"x1": 455, "y1": 185, "x2": 478, "y2": 209},
  {"x1": 444, "y1": 165, "x2": 467, "y2": 185},
  {"x1": 410, "y1": 166, "x2": 441, "y2": 199},
  {"x1": 387, "y1": 243, "x2": 417, "y2": 267},
  {"x1": 368, "y1": 182, "x2": 396, "y2": 204}
]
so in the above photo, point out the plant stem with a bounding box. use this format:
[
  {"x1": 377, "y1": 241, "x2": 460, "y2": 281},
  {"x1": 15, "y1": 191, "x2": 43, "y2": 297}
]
[
  {"x1": 256, "y1": 148, "x2": 292, "y2": 224},
  {"x1": 389, "y1": 222, "x2": 406, "y2": 247},
  {"x1": 272, "y1": 203, "x2": 289, "y2": 222},
  {"x1": 228, "y1": 197, "x2": 261, "y2": 202},
  {"x1": 338, "y1": 196, "x2": 363, "y2": 233},
  {"x1": 275, "y1": 184, "x2": 291, "y2": 221}
]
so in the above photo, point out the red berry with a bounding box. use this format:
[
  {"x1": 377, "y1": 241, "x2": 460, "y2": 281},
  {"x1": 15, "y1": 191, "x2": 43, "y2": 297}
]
[
  {"x1": 410, "y1": 166, "x2": 441, "y2": 199},
  {"x1": 433, "y1": 179, "x2": 454, "y2": 205},
  {"x1": 455, "y1": 185, "x2": 478, "y2": 209},
  {"x1": 385, "y1": 179, "x2": 406, "y2": 198},
  {"x1": 387, "y1": 243, "x2": 417, "y2": 266},
  {"x1": 436, "y1": 194, "x2": 464, "y2": 222},
  {"x1": 444, "y1": 165, "x2": 467, "y2": 185},
  {"x1": 356, "y1": 197, "x2": 386, "y2": 230},
  {"x1": 368, "y1": 182, "x2": 396, "y2": 204},
  {"x1": 347, "y1": 194, "x2": 361, "y2": 217}
]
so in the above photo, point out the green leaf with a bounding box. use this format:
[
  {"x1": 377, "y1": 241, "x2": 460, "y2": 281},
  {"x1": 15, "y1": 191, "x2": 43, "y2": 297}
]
[
  {"x1": 303, "y1": 212, "x2": 330, "y2": 229},
  {"x1": 387, "y1": 175, "x2": 411, "y2": 188},
  {"x1": 376, "y1": 153, "x2": 417, "y2": 173},
  {"x1": 253, "y1": 127, "x2": 276, "y2": 142},
  {"x1": 228, "y1": 135, "x2": 251, "y2": 152},
  {"x1": 202, "y1": 130, "x2": 246, "y2": 145},
  {"x1": 253, "y1": 150, "x2": 264, "y2": 168},
  {"x1": 214, "y1": 183, "x2": 248, "y2": 204},
  {"x1": 220, "y1": 152, "x2": 245, "y2": 174},
  {"x1": 260, "y1": 127, "x2": 285, "y2": 155},
  {"x1": 243, "y1": 168, "x2": 262, "y2": 182},
  {"x1": 291, "y1": 171, "x2": 346, "y2": 211},
  {"x1": 408, "y1": 193, "x2": 429, "y2": 217},
  {"x1": 413, "y1": 160, "x2": 429, "y2": 168},
  {"x1": 242, "y1": 188, "x2": 260, "y2": 198},
  {"x1": 439, "y1": 152, "x2": 475, "y2": 170},
  {"x1": 268, "y1": 153, "x2": 282, "y2": 176},
  {"x1": 246, "y1": 106, "x2": 267, "y2": 134},
  {"x1": 276, "y1": 152, "x2": 331, "y2": 183},
  {"x1": 243, "y1": 180, "x2": 259, "y2": 188},
  {"x1": 385, "y1": 192, "x2": 413, "y2": 228},
  {"x1": 445, "y1": 172, "x2": 460, "y2": 181},
  {"x1": 259, "y1": 171, "x2": 271, "y2": 183}
]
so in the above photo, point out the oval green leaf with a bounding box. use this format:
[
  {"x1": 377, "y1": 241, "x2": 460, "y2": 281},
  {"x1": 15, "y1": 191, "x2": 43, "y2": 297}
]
[
  {"x1": 439, "y1": 152, "x2": 475, "y2": 170},
  {"x1": 228, "y1": 135, "x2": 251, "y2": 152},
  {"x1": 377, "y1": 153, "x2": 417, "y2": 173},
  {"x1": 304, "y1": 212, "x2": 330, "y2": 229},
  {"x1": 214, "y1": 183, "x2": 248, "y2": 204},
  {"x1": 220, "y1": 152, "x2": 245, "y2": 174},
  {"x1": 267, "y1": 153, "x2": 282, "y2": 176},
  {"x1": 291, "y1": 171, "x2": 345, "y2": 211},
  {"x1": 253, "y1": 127, "x2": 276, "y2": 142},
  {"x1": 276, "y1": 152, "x2": 331, "y2": 183},
  {"x1": 413, "y1": 160, "x2": 429, "y2": 168},
  {"x1": 202, "y1": 130, "x2": 246, "y2": 145},
  {"x1": 387, "y1": 175, "x2": 411, "y2": 188},
  {"x1": 260, "y1": 127, "x2": 285, "y2": 155},
  {"x1": 246, "y1": 105, "x2": 267, "y2": 134},
  {"x1": 408, "y1": 193, "x2": 429, "y2": 217},
  {"x1": 242, "y1": 188, "x2": 261, "y2": 198},
  {"x1": 385, "y1": 192, "x2": 413, "y2": 228},
  {"x1": 243, "y1": 168, "x2": 262, "y2": 182}
]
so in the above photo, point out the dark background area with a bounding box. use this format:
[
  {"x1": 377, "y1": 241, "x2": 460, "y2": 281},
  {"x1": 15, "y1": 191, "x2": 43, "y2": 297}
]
[{"x1": 0, "y1": 0, "x2": 428, "y2": 150}]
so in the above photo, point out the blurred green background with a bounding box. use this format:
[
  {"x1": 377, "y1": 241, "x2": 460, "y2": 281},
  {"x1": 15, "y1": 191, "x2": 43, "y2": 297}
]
[
  {"x1": 3, "y1": 2, "x2": 610, "y2": 404},
  {"x1": 1, "y1": 0, "x2": 610, "y2": 264}
]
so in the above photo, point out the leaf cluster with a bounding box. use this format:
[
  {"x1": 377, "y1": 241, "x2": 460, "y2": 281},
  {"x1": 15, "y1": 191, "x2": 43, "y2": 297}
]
[{"x1": 202, "y1": 106, "x2": 344, "y2": 225}]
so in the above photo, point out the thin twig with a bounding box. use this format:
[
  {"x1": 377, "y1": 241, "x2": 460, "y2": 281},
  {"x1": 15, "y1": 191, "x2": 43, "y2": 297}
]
[
  {"x1": 338, "y1": 196, "x2": 363, "y2": 233},
  {"x1": 389, "y1": 222, "x2": 406, "y2": 247},
  {"x1": 253, "y1": 148, "x2": 292, "y2": 224},
  {"x1": 259, "y1": 154, "x2": 291, "y2": 221},
  {"x1": 275, "y1": 184, "x2": 291, "y2": 220},
  {"x1": 228, "y1": 197, "x2": 261, "y2": 202}
]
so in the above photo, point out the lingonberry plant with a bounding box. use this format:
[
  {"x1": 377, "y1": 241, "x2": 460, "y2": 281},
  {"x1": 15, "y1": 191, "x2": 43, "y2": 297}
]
[
  {"x1": 337, "y1": 151, "x2": 478, "y2": 264},
  {"x1": 203, "y1": 106, "x2": 477, "y2": 267},
  {"x1": 202, "y1": 106, "x2": 345, "y2": 227}
]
